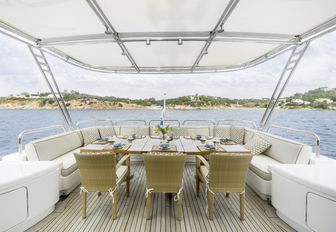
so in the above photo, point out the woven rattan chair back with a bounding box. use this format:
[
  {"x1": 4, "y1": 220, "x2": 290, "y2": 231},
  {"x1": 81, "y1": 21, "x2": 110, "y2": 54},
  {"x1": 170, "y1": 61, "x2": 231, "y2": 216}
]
[
  {"x1": 144, "y1": 152, "x2": 186, "y2": 193},
  {"x1": 75, "y1": 153, "x2": 117, "y2": 192},
  {"x1": 209, "y1": 153, "x2": 252, "y2": 192}
]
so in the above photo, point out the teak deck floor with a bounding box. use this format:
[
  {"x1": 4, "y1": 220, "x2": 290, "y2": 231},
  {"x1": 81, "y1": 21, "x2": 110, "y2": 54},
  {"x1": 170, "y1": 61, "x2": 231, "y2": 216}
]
[{"x1": 29, "y1": 163, "x2": 294, "y2": 232}]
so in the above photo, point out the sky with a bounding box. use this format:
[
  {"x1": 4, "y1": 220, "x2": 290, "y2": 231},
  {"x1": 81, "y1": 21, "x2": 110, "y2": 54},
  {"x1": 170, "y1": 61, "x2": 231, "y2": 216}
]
[{"x1": 0, "y1": 31, "x2": 335, "y2": 99}]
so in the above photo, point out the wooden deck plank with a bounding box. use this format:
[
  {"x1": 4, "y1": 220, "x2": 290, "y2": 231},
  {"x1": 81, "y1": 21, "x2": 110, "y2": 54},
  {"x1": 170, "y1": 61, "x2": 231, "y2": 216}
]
[{"x1": 31, "y1": 163, "x2": 293, "y2": 232}]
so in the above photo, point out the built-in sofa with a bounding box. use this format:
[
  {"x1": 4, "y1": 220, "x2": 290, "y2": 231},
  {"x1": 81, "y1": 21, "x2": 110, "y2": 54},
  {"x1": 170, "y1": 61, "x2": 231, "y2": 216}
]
[{"x1": 25, "y1": 125, "x2": 312, "y2": 198}]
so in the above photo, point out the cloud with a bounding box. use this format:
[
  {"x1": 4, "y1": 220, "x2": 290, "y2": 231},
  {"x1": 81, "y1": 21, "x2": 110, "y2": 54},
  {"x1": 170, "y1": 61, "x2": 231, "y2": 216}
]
[{"x1": 0, "y1": 30, "x2": 335, "y2": 99}]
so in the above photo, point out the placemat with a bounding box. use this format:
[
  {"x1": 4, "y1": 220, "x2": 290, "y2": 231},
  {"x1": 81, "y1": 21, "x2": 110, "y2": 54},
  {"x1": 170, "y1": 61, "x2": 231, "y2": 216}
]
[
  {"x1": 81, "y1": 144, "x2": 131, "y2": 153},
  {"x1": 220, "y1": 140, "x2": 236, "y2": 145},
  {"x1": 197, "y1": 145, "x2": 225, "y2": 152},
  {"x1": 221, "y1": 144, "x2": 250, "y2": 153},
  {"x1": 92, "y1": 140, "x2": 111, "y2": 145},
  {"x1": 107, "y1": 144, "x2": 131, "y2": 152},
  {"x1": 152, "y1": 145, "x2": 177, "y2": 152}
]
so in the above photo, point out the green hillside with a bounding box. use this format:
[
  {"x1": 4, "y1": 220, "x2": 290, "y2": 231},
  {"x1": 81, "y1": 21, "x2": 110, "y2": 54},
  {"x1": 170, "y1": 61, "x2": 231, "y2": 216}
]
[{"x1": 2, "y1": 87, "x2": 336, "y2": 110}]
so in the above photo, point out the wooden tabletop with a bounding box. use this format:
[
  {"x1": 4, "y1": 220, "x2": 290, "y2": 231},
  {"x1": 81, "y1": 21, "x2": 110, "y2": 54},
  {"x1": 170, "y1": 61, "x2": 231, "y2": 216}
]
[{"x1": 80, "y1": 136, "x2": 250, "y2": 155}]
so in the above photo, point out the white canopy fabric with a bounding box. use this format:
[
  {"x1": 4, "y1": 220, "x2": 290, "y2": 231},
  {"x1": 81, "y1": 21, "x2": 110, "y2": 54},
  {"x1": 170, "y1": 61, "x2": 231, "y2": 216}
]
[{"x1": 0, "y1": 0, "x2": 335, "y2": 73}]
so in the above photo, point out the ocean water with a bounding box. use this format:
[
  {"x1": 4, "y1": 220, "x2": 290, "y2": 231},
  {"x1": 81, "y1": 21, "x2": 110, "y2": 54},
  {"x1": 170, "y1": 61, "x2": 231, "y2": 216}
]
[{"x1": 0, "y1": 109, "x2": 335, "y2": 159}]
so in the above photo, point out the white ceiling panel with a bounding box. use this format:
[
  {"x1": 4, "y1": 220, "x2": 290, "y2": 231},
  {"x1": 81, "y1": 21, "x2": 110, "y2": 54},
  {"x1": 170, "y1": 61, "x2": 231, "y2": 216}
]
[
  {"x1": 96, "y1": 0, "x2": 231, "y2": 32},
  {"x1": 126, "y1": 41, "x2": 205, "y2": 67},
  {"x1": 225, "y1": 0, "x2": 336, "y2": 35},
  {"x1": 0, "y1": 0, "x2": 335, "y2": 73},
  {"x1": 54, "y1": 43, "x2": 131, "y2": 67},
  {"x1": 200, "y1": 42, "x2": 279, "y2": 67},
  {"x1": 0, "y1": 0, "x2": 104, "y2": 38}
]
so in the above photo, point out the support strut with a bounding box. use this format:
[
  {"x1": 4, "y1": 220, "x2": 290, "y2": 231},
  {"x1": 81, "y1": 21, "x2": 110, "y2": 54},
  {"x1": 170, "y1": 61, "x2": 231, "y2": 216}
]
[
  {"x1": 28, "y1": 45, "x2": 74, "y2": 130},
  {"x1": 259, "y1": 42, "x2": 310, "y2": 130}
]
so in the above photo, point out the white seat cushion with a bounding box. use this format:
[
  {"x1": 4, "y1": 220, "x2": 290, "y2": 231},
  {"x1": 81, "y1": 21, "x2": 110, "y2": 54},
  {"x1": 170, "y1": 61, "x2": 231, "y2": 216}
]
[
  {"x1": 249, "y1": 155, "x2": 280, "y2": 181},
  {"x1": 53, "y1": 148, "x2": 81, "y2": 176}
]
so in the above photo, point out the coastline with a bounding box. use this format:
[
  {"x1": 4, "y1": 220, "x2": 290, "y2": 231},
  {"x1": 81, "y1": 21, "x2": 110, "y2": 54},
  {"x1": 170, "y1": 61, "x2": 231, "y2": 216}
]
[
  {"x1": 0, "y1": 97, "x2": 335, "y2": 111},
  {"x1": 0, "y1": 104, "x2": 334, "y2": 111}
]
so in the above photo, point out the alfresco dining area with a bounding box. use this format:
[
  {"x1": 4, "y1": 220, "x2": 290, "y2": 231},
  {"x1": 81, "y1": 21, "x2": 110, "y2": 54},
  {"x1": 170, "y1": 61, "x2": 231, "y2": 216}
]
[
  {"x1": 23, "y1": 121, "x2": 311, "y2": 232},
  {"x1": 76, "y1": 133, "x2": 252, "y2": 220}
]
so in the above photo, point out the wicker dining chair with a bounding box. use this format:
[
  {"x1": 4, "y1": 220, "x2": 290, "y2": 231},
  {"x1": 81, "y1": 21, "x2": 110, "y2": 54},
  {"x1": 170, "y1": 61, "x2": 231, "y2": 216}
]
[
  {"x1": 196, "y1": 153, "x2": 252, "y2": 220},
  {"x1": 74, "y1": 152, "x2": 130, "y2": 219},
  {"x1": 143, "y1": 152, "x2": 186, "y2": 220}
]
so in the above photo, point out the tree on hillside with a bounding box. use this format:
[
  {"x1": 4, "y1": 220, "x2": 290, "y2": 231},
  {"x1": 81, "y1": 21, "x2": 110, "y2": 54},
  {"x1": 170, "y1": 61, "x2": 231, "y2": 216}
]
[{"x1": 21, "y1": 92, "x2": 30, "y2": 97}]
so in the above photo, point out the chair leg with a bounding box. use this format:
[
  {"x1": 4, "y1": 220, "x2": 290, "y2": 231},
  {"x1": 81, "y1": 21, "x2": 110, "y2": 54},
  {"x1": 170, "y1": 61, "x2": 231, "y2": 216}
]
[
  {"x1": 177, "y1": 193, "x2": 183, "y2": 221},
  {"x1": 196, "y1": 175, "x2": 200, "y2": 197},
  {"x1": 82, "y1": 191, "x2": 87, "y2": 219},
  {"x1": 146, "y1": 192, "x2": 153, "y2": 220},
  {"x1": 127, "y1": 157, "x2": 131, "y2": 197},
  {"x1": 240, "y1": 191, "x2": 245, "y2": 221},
  {"x1": 225, "y1": 192, "x2": 230, "y2": 198},
  {"x1": 97, "y1": 192, "x2": 101, "y2": 197},
  {"x1": 126, "y1": 173, "x2": 130, "y2": 197},
  {"x1": 112, "y1": 188, "x2": 119, "y2": 220},
  {"x1": 207, "y1": 190, "x2": 214, "y2": 220}
]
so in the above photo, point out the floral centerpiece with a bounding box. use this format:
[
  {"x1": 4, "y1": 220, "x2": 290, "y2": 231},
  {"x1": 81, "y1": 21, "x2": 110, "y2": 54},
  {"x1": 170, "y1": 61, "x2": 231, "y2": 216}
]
[{"x1": 154, "y1": 125, "x2": 171, "y2": 140}]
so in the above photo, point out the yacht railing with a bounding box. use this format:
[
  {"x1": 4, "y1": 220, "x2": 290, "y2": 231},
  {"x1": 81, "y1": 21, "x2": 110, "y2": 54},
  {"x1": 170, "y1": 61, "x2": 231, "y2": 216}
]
[
  {"x1": 149, "y1": 120, "x2": 181, "y2": 126},
  {"x1": 18, "y1": 125, "x2": 67, "y2": 153},
  {"x1": 76, "y1": 119, "x2": 114, "y2": 128},
  {"x1": 115, "y1": 120, "x2": 147, "y2": 125},
  {"x1": 217, "y1": 119, "x2": 257, "y2": 128},
  {"x1": 182, "y1": 120, "x2": 216, "y2": 126},
  {"x1": 268, "y1": 124, "x2": 320, "y2": 157}
]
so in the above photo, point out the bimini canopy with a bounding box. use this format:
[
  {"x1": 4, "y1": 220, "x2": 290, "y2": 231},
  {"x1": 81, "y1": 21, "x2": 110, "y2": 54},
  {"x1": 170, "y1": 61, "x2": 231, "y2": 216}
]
[{"x1": 0, "y1": 0, "x2": 336, "y2": 74}]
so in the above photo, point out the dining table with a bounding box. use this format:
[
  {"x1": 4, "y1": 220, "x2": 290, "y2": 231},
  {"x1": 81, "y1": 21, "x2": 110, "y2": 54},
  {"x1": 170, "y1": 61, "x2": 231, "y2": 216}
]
[{"x1": 80, "y1": 136, "x2": 250, "y2": 155}]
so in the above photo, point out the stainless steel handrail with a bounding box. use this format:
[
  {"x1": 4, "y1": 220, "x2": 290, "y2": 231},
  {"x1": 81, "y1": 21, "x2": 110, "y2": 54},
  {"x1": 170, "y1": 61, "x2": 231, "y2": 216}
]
[
  {"x1": 18, "y1": 125, "x2": 66, "y2": 153},
  {"x1": 76, "y1": 119, "x2": 114, "y2": 128},
  {"x1": 148, "y1": 120, "x2": 180, "y2": 126},
  {"x1": 115, "y1": 120, "x2": 147, "y2": 125},
  {"x1": 182, "y1": 120, "x2": 216, "y2": 126},
  {"x1": 217, "y1": 119, "x2": 257, "y2": 128},
  {"x1": 268, "y1": 124, "x2": 321, "y2": 157}
]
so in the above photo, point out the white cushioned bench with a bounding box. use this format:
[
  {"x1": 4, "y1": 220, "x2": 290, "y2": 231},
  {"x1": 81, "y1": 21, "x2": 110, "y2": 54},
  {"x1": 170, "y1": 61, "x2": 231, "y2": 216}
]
[
  {"x1": 24, "y1": 125, "x2": 312, "y2": 198},
  {"x1": 25, "y1": 131, "x2": 84, "y2": 195},
  {"x1": 244, "y1": 128, "x2": 312, "y2": 199}
]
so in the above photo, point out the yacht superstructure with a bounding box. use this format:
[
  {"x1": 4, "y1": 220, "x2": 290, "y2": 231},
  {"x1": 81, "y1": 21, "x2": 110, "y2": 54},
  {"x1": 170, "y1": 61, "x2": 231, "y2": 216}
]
[{"x1": 0, "y1": 1, "x2": 336, "y2": 232}]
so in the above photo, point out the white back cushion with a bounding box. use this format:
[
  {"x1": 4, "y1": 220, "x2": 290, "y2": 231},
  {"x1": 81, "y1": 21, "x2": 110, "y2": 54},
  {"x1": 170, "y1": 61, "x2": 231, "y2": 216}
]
[
  {"x1": 246, "y1": 128, "x2": 312, "y2": 164},
  {"x1": 25, "y1": 131, "x2": 83, "y2": 161},
  {"x1": 119, "y1": 126, "x2": 149, "y2": 136},
  {"x1": 183, "y1": 126, "x2": 211, "y2": 137},
  {"x1": 213, "y1": 125, "x2": 231, "y2": 138},
  {"x1": 81, "y1": 127, "x2": 100, "y2": 145},
  {"x1": 98, "y1": 126, "x2": 118, "y2": 138},
  {"x1": 230, "y1": 126, "x2": 245, "y2": 144}
]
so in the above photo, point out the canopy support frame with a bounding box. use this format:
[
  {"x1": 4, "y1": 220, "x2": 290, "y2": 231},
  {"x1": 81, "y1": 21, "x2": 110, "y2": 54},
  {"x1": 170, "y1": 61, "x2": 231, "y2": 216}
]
[
  {"x1": 191, "y1": 0, "x2": 240, "y2": 71},
  {"x1": 28, "y1": 45, "x2": 74, "y2": 130},
  {"x1": 0, "y1": 15, "x2": 335, "y2": 74},
  {"x1": 259, "y1": 41, "x2": 310, "y2": 130},
  {"x1": 39, "y1": 31, "x2": 299, "y2": 47},
  {"x1": 86, "y1": 0, "x2": 140, "y2": 72}
]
